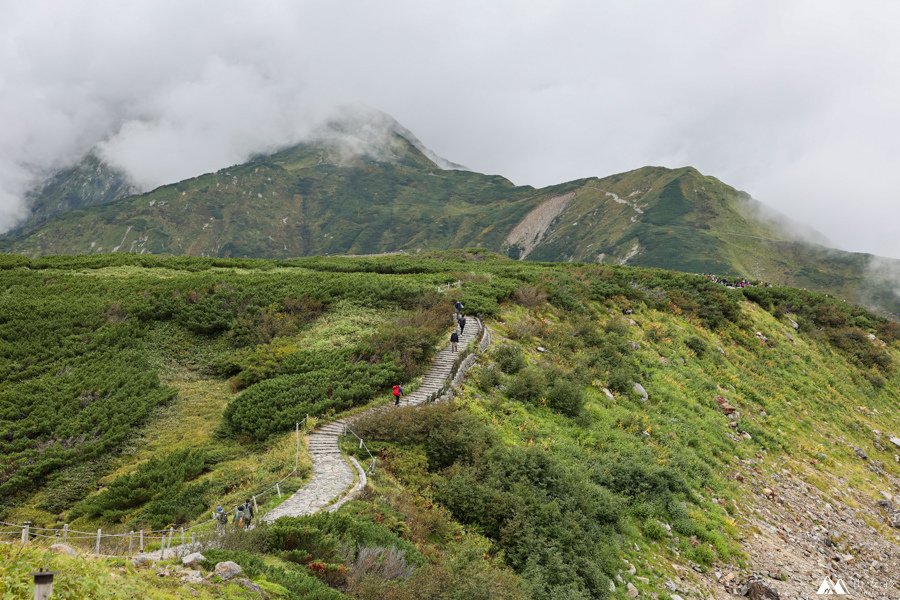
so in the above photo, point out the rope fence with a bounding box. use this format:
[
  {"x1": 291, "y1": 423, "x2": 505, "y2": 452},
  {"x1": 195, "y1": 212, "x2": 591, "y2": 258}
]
[{"x1": 1, "y1": 422, "x2": 309, "y2": 558}]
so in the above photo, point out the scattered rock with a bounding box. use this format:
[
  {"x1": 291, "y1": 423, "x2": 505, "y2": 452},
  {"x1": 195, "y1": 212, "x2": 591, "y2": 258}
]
[
  {"x1": 536, "y1": 346, "x2": 547, "y2": 353},
  {"x1": 603, "y1": 388, "x2": 615, "y2": 401},
  {"x1": 890, "y1": 512, "x2": 900, "y2": 528},
  {"x1": 181, "y1": 569, "x2": 204, "y2": 584},
  {"x1": 788, "y1": 318, "x2": 799, "y2": 330},
  {"x1": 740, "y1": 431, "x2": 753, "y2": 441},
  {"x1": 721, "y1": 572, "x2": 736, "y2": 584},
  {"x1": 629, "y1": 341, "x2": 640, "y2": 350},
  {"x1": 214, "y1": 561, "x2": 243, "y2": 582},
  {"x1": 747, "y1": 579, "x2": 780, "y2": 600},
  {"x1": 664, "y1": 580, "x2": 677, "y2": 591},
  {"x1": 632, "y1": 383, "x2": 648, "y2": 402},
  {"x1": 233, "y1": 578, "x2": 264, "y2": 594},
  {"x1": 132, "y1": 555, "x2": 152, "y2": 568},
  {"x1": 762, "y1": 487, "x2": 775, "y2": 499},
  {"x1": 889, "y1": 436, "x2": 900, "y2": 449},
  {"x1": 755, "y1": 331, "x2": 769, "y2": 344},
  {"x1": 49, "y1": 543, "x2": 78, "y2": 557},
  {"x1": 715, "y1": 395, "x2": 737, "y2": 415},
  {"x1": 182, "y1": 552, "x2": 206, "y2": 569},
  {"x1": 608, "y1": 580, "x2": 616, "y2": 593},
  {"x1": 626, "y1": 582, "x2": 639, "y2": 598},
  {"x1": 853, "y1": 446, "x2": 868, "y2": 460},
  {"x1": 627, "y1": 562, "x2": 637, "y2": 575},
  {"x1": 635, "y1": 576, "x2": 650, "y2": 584},
  {"x1": 671, "y1": 596, "x2": 684, "y2": 600}
]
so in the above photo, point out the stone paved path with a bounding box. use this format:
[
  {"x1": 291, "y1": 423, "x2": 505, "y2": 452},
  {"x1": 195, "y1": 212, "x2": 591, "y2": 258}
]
[{"x1": 262, "y1": 317, "x2": 484, "y2": 523}]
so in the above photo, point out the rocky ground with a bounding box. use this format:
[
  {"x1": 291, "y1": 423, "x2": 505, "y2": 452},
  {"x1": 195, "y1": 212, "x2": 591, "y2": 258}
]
[{"x1": 692, "y1": 452, "x2": 900, "y2": 600}]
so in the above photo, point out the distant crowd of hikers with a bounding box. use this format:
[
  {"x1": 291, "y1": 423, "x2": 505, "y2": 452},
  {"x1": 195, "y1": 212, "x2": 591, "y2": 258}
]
[
  {"x1": 703, "y1": 274, "x2": 770, "y2": 288},
  {"x1": 213, "y1": 499, "x2": 254, "y2": 531}
]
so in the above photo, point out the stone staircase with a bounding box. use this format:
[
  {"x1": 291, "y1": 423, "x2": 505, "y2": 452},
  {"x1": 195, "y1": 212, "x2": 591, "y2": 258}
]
[{"x1": 261, "y1": 318, "x2": 485, "y2": 523}]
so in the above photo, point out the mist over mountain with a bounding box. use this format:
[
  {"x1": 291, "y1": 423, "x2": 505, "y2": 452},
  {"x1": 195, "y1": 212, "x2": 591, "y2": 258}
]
[{"x1": 2, "y1": 114, "x2": 898, "y2": 316}]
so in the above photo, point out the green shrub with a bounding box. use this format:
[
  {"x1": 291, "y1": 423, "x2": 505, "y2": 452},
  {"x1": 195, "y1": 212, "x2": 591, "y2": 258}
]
[
  {"x1": 494, "y1": 344, "x2": 525, "y2": 374},
  {"x1": 545, "y1": 378, "x2": 585, "y2": 417},
  {"x1": 506, "y1": 367, "x2": 546, "y2": 404}
]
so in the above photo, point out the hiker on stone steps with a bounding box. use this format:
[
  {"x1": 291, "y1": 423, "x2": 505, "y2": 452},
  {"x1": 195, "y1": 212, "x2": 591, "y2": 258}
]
[
  {"x1": 392, "y1": 384, "x2": 404, "y2": 406},
  {"x1": 451, "y1": 330, "x2": 459, "y2": 352},
  {"x1": 454, "y1": 300, "x2": 464, "y2": 319},
  {"x1": 457, "y1": 315, "x2": 467, "y2": 334}
]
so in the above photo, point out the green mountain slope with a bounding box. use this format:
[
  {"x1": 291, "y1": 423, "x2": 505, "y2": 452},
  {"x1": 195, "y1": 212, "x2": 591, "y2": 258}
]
[
  {"x1": 1, "y1": 119, "x2": 897, "y2": 315},
  {"x1": 1, "y1": 253, "x2": 898, "y2": 599},
  {"x1": 14, "y1": 152, "x2": 138, "y2": 235}
]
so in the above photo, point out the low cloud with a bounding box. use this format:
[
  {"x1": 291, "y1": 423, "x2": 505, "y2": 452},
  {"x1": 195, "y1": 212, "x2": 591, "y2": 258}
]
[{"x1": 1, "y1": 1, "x2": 899, "y2": 258}]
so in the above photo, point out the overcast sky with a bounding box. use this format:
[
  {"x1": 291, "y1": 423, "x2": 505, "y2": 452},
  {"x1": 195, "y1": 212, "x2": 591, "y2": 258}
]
[{"x1": 2, "y1": 0, "x2": 899, "y2": 257}]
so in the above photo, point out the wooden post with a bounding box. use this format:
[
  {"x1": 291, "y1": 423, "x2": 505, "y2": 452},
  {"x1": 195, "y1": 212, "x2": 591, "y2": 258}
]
[
  {"x1": 128, "y1": 531, "x2": 134, "y2": 555},
  {"x1": 252, "y1": 495, "x2": 259, "y2": 515},
  {"x1": 276, "y1": 482, "x2": 282, "y2": 497},
  {"x1": 295, "y1": 421, "x2": 300, "y2": 475},
  {"x1": 21, "y1": 522, "x2": 29, "y2": 545},
  {"x1": 180, "y1": 527, "x2": 185, "y2": 555},
  {"x1": 139, "y1": 529, "x2": 144, "y2": 552},
  {"x1": 31, "y1": 570, "x2": 56, "y2": 600},
  {"x1": 95, "y1": 529, "x2": 101, "y2": 555},
  {"x1": 167, "y1": 528, "x2": 174, "y2": 557},
  {"x1": 62, "y1": 524, "x2": 68, "y2": 544}
]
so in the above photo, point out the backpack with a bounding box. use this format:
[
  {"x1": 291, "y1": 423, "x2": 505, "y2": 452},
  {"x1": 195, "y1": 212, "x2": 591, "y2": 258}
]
[
  {"x1": 216, "y1": 511, "x2": 228, "y2": 525},
  {"x1": 392, "y1": 385, "x2": 401, "y2": 397}
]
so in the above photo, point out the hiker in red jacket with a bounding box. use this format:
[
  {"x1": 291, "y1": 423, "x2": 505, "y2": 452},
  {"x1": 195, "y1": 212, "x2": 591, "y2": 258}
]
[{"x1": 392, "y1": 384, "x2": 403, "y2": 406}]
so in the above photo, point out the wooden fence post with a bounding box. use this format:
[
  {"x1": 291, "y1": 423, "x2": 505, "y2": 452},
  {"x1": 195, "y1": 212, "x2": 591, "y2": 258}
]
[
  {"x1": 167, "y1": 528, "x2": 174, "y2": 557},
  {"x1": 295, "y1": 421, "x2": 300, "y2": 475},
  {"x1": 21, "y1": 522, "x2": 29, "y2": 545},
  {"x1": 62, "y1": 524, "x2": 68, "y2": 544},
  {"x1": 95, "y1": 529, "x2": 101, "y2": 555},
  {"x1": 275, "y1": 482, "x2": 282, "y2": 497},
  {"x1": 180, "y1": 528, "x2": 185, "y2": 555},
  {"x1": 139, "y1": 529, "x2": 144, "y2": 552},
  {"x1": 128, "y1": 531, "x2": 134, "y2": 555}
]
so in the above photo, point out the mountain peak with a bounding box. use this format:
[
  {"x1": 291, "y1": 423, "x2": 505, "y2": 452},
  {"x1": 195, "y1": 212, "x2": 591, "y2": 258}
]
[{"x1": 315, "y1": 106, "x2": 467, "y2": 171}]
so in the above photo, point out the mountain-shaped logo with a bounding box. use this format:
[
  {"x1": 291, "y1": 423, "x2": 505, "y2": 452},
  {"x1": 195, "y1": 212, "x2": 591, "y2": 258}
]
[{"x1": 816, "y1": 576, "x2": 849, "y2": 595}]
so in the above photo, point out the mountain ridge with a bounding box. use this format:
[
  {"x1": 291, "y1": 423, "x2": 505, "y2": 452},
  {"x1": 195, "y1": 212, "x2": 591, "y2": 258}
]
[{"x1": 1, "y1": 116, "x2": 897, "y2": 315}]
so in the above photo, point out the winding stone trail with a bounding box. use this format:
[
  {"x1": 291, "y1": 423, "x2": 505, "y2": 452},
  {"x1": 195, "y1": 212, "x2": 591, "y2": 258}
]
[{"x1": 262, "y1": 318, "x2": 485, "y2": 523}]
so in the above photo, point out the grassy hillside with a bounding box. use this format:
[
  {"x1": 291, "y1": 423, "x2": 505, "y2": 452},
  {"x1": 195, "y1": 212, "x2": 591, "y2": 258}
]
[{"x1": 2, "y1": 252, "x2": 898, "y2": 598}]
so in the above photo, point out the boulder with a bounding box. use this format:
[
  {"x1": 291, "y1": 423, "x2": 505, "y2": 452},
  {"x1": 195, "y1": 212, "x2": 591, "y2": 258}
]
[
  {"x1": 132, "y1": 555, "x2": 153, "y2": 568},
  {"x1": 603, "y1": 388, "x2": 615, "y2": 401},
  {"x1": 214, "y1": 561, "x2": 243, "y2": 581},
  {"x1": 49, "y1": 543, "x2": 78, "y2": 557},
  {"x1": 626, "y1": 582, "x2": 639, "y2": 598},
  {"x1": 233, "y1": 578, "x2": 264, "y2": 594},
  {"x1": 632, "y1": 383, "x2": 648, "y2": 402},
  {"x1": 715, "y1": 395, "x2": 737, "y2": 415},
  {"x1": 747, "y1": 579, "x2": 780, "y2": 600},
  {"x1": 181, "y1": 569, "x2": 204, "y2": 584},
  {"x1": 889, "y1": 436, "x2": 900, "y2": 449},
  {"x1": 182, "y1": 552, "x2": 206, "y2": 569}
]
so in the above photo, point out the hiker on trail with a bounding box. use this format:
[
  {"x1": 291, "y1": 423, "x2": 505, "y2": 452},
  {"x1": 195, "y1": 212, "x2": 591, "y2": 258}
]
[
  {"x1": 458, "y1": 315, "x2": 467, "y2": 334},
  {"x1": 214, "y1": 506, "x2": 228, "y2": 532},
  {"x1": 234, "y1": 499, "x2": 254, "y2": 528},
  {"x1": 454, "y1": 300, "x2": 464, "y2": 317},
  {"x1": 392, "y1": 383, "x2": 404, "y2": 406},
  {"x1": 451, "y1": 330, "x2": 459, "y2": 352}
]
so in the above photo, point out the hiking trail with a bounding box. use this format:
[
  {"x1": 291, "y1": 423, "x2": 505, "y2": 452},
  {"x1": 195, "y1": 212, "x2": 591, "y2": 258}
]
[{"x1": 262, "y1": 317, "x2": 487, "y2": 522}]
